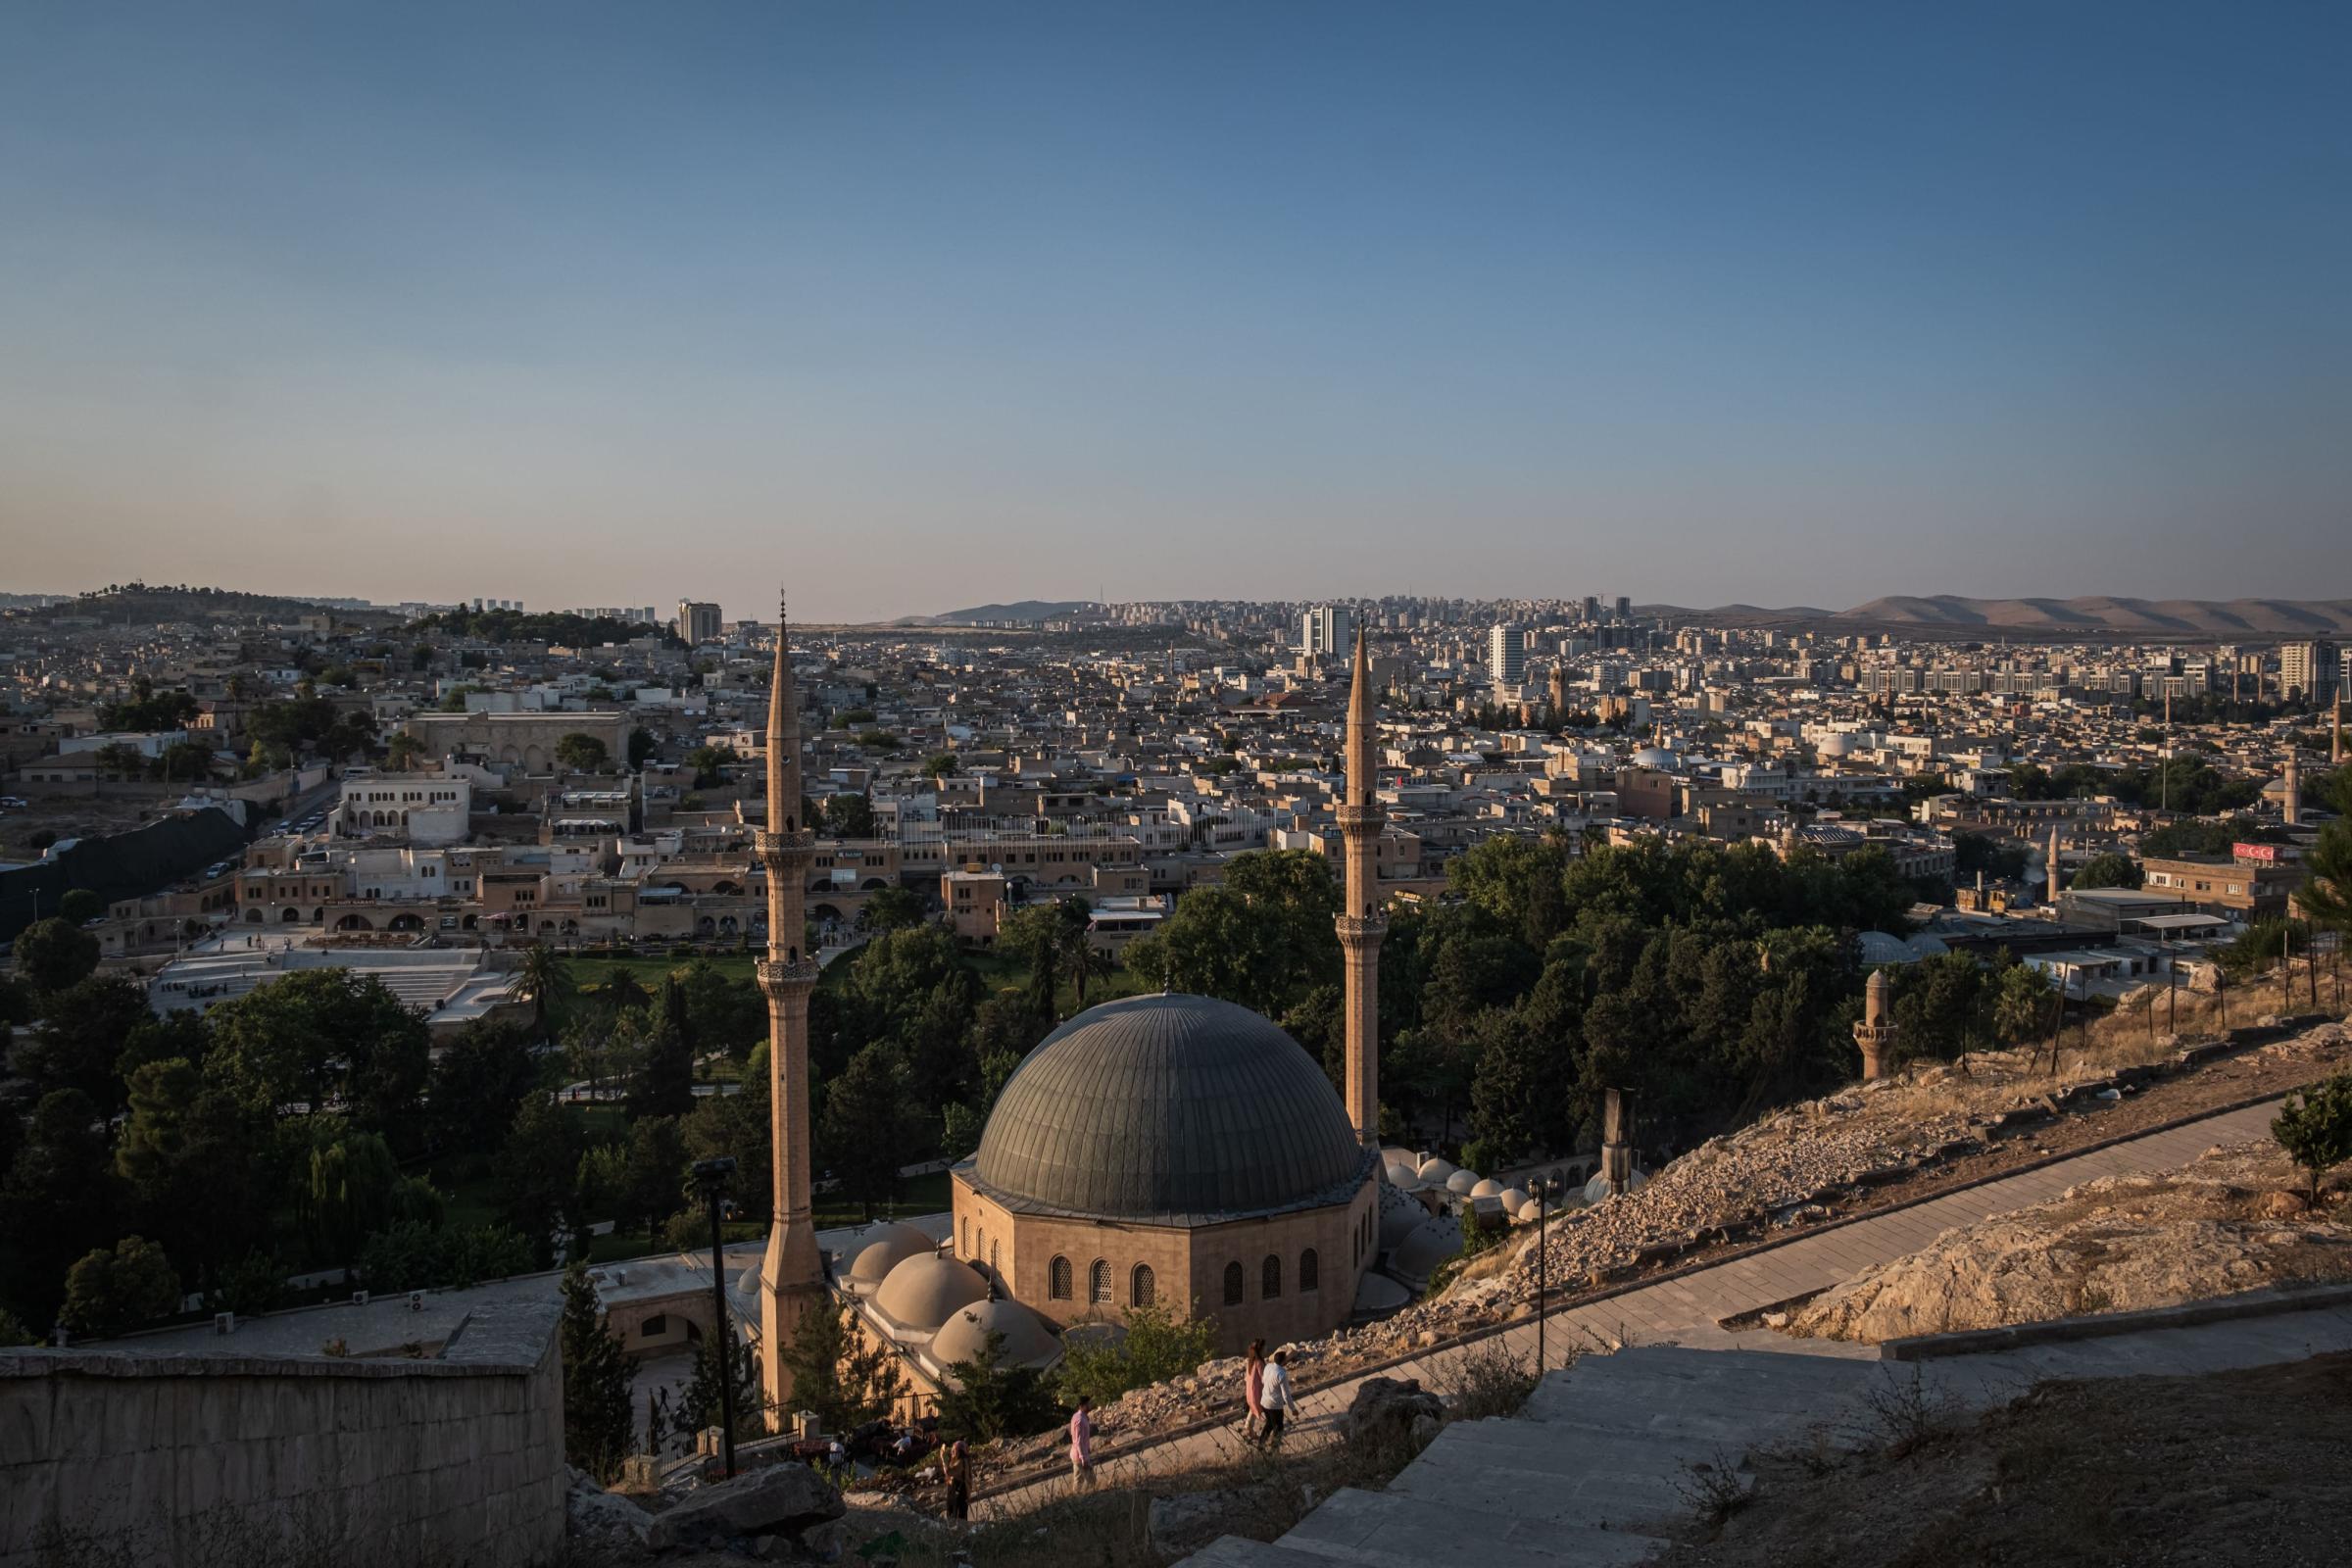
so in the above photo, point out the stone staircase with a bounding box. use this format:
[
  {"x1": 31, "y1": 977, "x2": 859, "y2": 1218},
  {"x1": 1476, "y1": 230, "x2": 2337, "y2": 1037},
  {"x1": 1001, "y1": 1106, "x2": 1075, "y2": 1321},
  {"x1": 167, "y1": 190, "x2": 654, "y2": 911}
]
[{"x1": 1180, "y1": 1346, "x2": 1886, "y2": 1567}]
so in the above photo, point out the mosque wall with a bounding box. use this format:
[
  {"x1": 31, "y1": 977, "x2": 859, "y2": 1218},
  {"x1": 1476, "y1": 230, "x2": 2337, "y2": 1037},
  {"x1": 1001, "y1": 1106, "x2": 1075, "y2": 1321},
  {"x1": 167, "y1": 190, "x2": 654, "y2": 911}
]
[{"x1": 0, "y1": 1300, "x2": 564, "y2": 1568}]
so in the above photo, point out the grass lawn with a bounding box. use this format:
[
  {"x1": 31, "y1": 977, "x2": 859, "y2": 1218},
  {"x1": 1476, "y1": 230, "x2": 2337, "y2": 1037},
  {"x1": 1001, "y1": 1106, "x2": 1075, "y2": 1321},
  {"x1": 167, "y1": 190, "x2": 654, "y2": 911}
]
[
  {"x1": 561, "y1": 951, "x2": 760, "y2": 1000},
  {"x1": 964, "y1": 951, "x2": 1155, "y2": 1013},
  {"x1": 813, "y1": 1168, "x2": 953, "y2": 1230}
]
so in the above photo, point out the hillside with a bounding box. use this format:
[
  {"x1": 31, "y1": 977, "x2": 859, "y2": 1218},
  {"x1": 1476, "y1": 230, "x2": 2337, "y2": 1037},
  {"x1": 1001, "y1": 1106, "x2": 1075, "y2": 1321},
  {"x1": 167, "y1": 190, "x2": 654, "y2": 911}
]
[
  {"x1": 895, "y1": 599, "x2": 1095, "y2": 626},
  {"x1": 1658, "y1": 594, "x2": 2352, "y2": 637},
  {"x1": 4, "y1": 583, "x2": 395, "y2": 627}
]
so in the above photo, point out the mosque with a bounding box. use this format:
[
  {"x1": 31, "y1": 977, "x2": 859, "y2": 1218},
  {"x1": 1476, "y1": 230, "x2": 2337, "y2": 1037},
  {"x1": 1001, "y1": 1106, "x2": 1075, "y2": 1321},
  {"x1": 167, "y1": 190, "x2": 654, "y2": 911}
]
[{"x1": 754, "y1": 611, "x2": 1410, "y2": 1418}]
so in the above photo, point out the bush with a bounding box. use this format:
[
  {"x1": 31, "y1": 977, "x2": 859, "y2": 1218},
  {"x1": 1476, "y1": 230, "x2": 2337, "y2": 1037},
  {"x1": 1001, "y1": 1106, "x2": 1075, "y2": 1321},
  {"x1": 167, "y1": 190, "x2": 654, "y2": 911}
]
[
  {"x1": 2273, "y1": 1072, "x2": 2352, "y2": 1203},
  {"x1": 1055, "y1": 1300, "x2": 1219, "y2": 1407},
  {"x1": 939, "y1": 1329, "x2": 1061, "y2": 1441},
  {"x1": 62, "y1": 1236, "x2": 182, "y2": 1338}
]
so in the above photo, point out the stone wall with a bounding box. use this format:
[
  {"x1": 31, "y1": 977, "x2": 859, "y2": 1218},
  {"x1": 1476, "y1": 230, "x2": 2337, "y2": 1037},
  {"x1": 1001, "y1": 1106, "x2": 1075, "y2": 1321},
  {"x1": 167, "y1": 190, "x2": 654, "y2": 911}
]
[{"x1": 0, "y1": 1299, "x2": 564, "y2": 1568}]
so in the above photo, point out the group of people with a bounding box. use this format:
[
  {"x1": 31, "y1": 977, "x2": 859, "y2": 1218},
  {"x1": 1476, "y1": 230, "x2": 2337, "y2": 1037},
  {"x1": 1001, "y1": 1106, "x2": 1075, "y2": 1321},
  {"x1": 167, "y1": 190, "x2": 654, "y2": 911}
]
[{"x1": 1242, "y1": 1340, "x2": 1294, "y2": 1448}]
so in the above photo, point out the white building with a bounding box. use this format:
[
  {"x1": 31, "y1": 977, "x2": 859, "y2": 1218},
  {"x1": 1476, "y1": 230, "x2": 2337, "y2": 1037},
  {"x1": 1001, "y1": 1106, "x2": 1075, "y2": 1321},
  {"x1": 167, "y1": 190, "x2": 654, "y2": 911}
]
[
  {"x1": 1489, "y1": 623, "x2": 1526, "y2": 690},
  {"x1": 334, "y1": 770, "x2": 471, "y2": 846},
  {"x1": 1300, "y1": 606, "x2": 1355, "y2": 658}
]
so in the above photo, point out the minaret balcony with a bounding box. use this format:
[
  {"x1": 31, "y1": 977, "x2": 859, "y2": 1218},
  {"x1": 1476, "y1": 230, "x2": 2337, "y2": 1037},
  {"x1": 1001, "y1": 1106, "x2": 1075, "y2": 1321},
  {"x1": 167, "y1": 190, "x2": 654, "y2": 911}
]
[
  {"x1": 757, "y1": 955, "x2": 821, "y2": 993},
  {"x1": 758, "y1": 828, "x2": 817, "y2": 869},
  {"x1": 1335, "y1": 914, "x2": 1389, "y2": 944},
  {"x1": 1335, "y1": 804, "x2": 1387, "y2": 832}
]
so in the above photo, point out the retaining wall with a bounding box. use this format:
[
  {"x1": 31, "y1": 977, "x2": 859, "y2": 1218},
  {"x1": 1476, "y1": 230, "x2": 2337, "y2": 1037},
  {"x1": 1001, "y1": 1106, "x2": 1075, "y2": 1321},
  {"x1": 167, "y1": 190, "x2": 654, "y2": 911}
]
[{"x1": 0, "y1": 1299, "x2": 564, "y2": 1568}]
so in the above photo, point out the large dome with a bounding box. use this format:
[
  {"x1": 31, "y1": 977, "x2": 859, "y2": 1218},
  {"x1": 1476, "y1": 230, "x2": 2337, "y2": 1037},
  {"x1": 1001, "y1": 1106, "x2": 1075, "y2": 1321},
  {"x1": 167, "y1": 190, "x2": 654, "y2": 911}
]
[{"x1": 967, "y1": 994, "x2": 1371, "y2": 1222}]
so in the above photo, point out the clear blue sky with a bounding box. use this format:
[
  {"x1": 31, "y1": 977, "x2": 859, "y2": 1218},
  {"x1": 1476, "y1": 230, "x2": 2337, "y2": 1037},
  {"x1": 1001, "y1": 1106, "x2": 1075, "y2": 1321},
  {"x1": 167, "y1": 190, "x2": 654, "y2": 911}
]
[{"x1": 2, "y1": 2, "x2": 2345, "y2": 621}]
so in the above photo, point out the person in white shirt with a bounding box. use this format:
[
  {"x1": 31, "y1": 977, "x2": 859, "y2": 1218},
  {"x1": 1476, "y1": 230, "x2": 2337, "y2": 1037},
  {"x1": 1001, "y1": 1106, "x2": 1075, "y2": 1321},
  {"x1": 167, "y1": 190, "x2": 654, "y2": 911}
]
[{"x1": 1258, "y1": 1349, "x2": 1295, "y2": 1448}]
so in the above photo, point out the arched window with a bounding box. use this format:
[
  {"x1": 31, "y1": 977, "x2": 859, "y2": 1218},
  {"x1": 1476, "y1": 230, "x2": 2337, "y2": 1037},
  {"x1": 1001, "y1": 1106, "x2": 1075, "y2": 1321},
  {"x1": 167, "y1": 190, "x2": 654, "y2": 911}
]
[
  {"x1": 990, "y1": 1240, "x2": 1001, "y2": 1276},
  {"x1": 1262, "y1": 1254, "x2": 1282, "y2": 1299},
  {"x1": 960, "y1": 1218, "x2": 969, "y2": 1257},
  {"x1": 1050, "y1": 1255, "x2": 1073, "y2": 1299},
  {"x1": 1223, "y1": 1260, "x2": 1245, "y2": 1306},
  {"x1": 642, "y1": 1314, "x2": 667, "y2": 1337},
  {"x1": 1090, "y1": 1259, "x2": 1110, "y2": 1304},
  {"x1": 1130, "y1": 1263, "x2": 1155, "y2": 1308},
  {"x1": 1299, "y1": 1249, "x2": 1319, "y2": 1293}
]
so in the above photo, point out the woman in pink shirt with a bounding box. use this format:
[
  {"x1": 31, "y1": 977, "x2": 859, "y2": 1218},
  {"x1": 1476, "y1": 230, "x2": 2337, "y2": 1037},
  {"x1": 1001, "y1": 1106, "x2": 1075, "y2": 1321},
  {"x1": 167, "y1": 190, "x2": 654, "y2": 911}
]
[
  {"x1": 1069, "y1": 1395, "x2": 1096, "y2": 1489},
  {"x1": 1243, "y1": 1338, "x2": 1268, "y2": 1446}
]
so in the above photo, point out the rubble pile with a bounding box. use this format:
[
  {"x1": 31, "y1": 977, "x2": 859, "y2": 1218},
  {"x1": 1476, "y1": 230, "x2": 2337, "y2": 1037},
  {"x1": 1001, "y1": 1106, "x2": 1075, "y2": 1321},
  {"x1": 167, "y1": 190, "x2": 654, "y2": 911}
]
[{"x1": 1789, "y1": 1136, "x2": 2352, "y2": 1342}]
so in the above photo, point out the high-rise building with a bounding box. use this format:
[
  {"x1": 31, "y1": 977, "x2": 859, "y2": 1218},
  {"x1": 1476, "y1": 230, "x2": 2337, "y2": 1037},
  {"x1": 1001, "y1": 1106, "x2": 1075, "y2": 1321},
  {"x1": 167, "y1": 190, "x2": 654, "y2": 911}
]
[
  {"x1": 1614, "y1": 595, "x2": 1633, "y2": 622},
  {"x1": 2281, "y1": 640, "x2": 2340, "y2": 706},
  {"x1": 1300, "y1": 605, "x2": 1355, "y2": 658},
  {"x1": 1488, "y1": 622, "x2": 1526, "y2": 689},
  {"x1": 678, "y1": 600, "x2": 723, "y2": 644}
]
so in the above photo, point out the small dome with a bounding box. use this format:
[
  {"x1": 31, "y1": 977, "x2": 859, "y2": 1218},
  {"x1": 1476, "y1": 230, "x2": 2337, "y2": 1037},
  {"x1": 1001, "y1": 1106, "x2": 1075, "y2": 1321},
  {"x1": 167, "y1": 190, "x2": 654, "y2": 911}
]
[
  {"x1": 1514, "y1": 1198, "x2": 1544, "y2": 1222},
  {"x1": 1468, "y1": 1177, "x2": 1503, "y2": 1200},
  {"x1": 1496, "y1": 1187, "x2": 1529, "y2": 1213},
  {"x1": 1445, "y1": 1169, "x2": 1480, "y2": 1195},
  {"x1": 1380, "y1": 1146, "x2": 1417, "y2": 1171},
  {"x1": 1393, "y1": 1217, "x2": 1459, "y2": 1279},
  {"x1": 1377, "y1": 1200, "x2": 1424, "y2": 1250},
  {"x1": 1416, "y1": 1157, "x2": 1457, "y2": 1184},
  {"x1": 1633, "y1": 746, "x2": 1678, "y2": 769},
  {"x1": 1384, "y1": 1162, "x2": 1420, "y2": 1188},
  {"x1": 873, "y1": 1252, "x2": 988, "y2": 1332},
  {"x1": 848, "y1": 1222, "x2": 937, "y2": 1284},
  {"x1": 932, "y1": 1297, "x2": 1060, "y2": 1370}
]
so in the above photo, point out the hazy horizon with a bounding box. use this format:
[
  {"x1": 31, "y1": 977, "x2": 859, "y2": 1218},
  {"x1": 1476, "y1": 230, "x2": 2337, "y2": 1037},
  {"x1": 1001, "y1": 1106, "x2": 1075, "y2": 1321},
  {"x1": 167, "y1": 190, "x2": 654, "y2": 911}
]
[{"x1": 5, "y1": 2, "x2": 2348, "y2": 622}]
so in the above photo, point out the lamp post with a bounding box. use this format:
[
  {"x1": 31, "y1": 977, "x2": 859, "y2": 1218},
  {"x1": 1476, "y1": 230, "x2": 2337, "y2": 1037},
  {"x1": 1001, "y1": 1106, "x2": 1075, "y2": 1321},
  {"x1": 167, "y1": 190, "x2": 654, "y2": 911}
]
[{"x1": 691, "y1": 1155, "x2": 739, "y2": 1479}]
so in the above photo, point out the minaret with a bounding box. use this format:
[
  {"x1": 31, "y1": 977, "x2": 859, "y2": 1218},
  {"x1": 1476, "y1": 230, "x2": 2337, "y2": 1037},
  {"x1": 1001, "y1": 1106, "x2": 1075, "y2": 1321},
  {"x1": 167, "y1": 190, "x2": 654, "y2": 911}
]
[
  {"x1": 2282, "y1": 750, "x2": 2301, "y2": 828},
  {"x1": 2333, "y1": 696, "x2": 2344, "y2": 765},
  {"x1": 1853, "y1": 968, "x2": 1896, "y2": 1080},
  {"x1": 1335, "y1": 629, "x2": 1387, "y2": 1147},
  {"x1": 2045, "y1": 825, "x2": 2063, "y2": 903},
  {"x1": 757, "y1": 595, "x2": 822, "y2": 1415}
]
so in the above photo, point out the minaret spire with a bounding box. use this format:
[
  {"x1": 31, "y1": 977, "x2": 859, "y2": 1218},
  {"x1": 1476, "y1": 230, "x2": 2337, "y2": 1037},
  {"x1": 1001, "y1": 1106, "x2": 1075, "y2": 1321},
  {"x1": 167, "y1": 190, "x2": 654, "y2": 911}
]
[
  {"x1": 1335, "y1": 628, "x2": 1386, "y2": 1147},
  {"x1": 757, "y1": 588, "x2": 822, "y2": 1417}
]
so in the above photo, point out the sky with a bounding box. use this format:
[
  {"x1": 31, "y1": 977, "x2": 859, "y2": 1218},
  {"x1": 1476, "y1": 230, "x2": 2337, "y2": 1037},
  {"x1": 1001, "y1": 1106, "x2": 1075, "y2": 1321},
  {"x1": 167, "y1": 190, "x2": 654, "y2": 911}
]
[{"x1": 2, "y1": 2, "x2": 2347, "y2": 623}]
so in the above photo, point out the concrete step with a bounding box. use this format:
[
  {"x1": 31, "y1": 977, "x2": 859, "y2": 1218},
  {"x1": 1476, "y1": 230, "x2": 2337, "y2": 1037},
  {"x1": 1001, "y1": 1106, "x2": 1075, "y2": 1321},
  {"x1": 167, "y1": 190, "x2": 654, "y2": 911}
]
[
  {"x1": 1276, "y1": 1486, "x2": 1668, "y2": 1568},
  {"x1": 1428, "y1": 1417, "x2": 1754, "y2": 1474},
  {"x1": 1385, "y1": 1441, "x2": 1716, "y2": 1534},
  {"x1": 1185, "y1": 1536, "x2": 1370, "y2": 1568}
]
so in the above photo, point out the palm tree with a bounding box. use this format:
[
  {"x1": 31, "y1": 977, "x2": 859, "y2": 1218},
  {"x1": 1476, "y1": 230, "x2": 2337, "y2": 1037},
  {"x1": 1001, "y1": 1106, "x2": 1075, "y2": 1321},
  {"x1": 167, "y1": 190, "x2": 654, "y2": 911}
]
[
  {"x1": 517, "y1": 942, "x2": 573, "y2": 1043},
  {"x1": 590, "y1": 964, "x2": 653, "y2": 1016},
  {"x1": 1059, "y1": 920, "x2": 1112, "y2": 1011}
]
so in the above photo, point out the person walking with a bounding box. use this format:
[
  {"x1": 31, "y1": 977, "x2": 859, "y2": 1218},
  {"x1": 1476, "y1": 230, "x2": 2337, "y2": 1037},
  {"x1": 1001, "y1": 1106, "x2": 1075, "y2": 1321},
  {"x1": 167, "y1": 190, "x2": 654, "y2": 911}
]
[
  {"x1": 1243, "y1": 1338, "x2": 1268, "y2": 1446},
  {"x1": 1259, "y1": 1349, "x2": 1295, "y2": 1450},
  {"x1": 1069, "y1": 1396, "x2": 1096, "y2": 1490},
  {"x1": 943, "y1": 1437, "x2": 970, "y2": 1521}
]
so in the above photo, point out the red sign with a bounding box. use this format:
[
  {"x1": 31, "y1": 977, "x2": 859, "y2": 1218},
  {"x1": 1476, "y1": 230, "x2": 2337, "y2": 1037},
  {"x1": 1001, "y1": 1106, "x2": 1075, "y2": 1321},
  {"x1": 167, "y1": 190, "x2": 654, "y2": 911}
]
[{"x1": 2232, "y1": 842, "x2": 2278, "y2": 864}]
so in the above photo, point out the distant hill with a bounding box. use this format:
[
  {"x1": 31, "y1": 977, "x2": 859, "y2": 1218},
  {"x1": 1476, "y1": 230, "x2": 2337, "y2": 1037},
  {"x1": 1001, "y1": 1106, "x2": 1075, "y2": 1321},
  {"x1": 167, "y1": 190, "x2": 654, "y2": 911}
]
[
  {"x1": 6, "y1": 583, "x2": 396, "y2": 627},
  {"x1": 1650, "y1": 595, "x2": 2352, "y2": 639},
  {"x1": 895, "y1": 600, "x2": 1095, "y2": 626}
]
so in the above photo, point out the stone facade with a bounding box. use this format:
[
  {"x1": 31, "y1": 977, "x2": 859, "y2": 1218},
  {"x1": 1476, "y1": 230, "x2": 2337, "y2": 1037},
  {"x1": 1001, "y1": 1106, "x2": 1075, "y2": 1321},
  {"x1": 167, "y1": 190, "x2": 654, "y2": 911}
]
[
  {"x1": 0, "y1": 1299, "x2": 564, "y2": 1568},
  {"x1": 951, "y1": 1170, "x2": 1378, "y2": 1355}
]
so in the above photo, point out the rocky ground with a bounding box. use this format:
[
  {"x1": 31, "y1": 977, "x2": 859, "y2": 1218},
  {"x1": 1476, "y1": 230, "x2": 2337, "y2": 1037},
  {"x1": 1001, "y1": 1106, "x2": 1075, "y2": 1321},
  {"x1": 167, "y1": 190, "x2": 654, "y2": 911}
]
[
  {"x1": 1647, "y1": 1351, "x2": 2352, "y2": 1567},
  {"x1": 1787, "y1": 1136, "x2": 2352, "y2": 1343}
]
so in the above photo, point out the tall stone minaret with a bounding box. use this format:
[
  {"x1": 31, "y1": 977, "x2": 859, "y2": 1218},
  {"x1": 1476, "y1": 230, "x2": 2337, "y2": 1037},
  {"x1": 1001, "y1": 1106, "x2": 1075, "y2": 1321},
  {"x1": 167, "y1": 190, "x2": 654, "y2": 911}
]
[
  {"x1": 2283, "y1": 750, "x2": 2302, "y2": 828},
  {"x1": 1335, "y1": 629, "x2": 1387, "y2": 1147},
  {"x1": 758, "y1": 596, "x2": 822, "y2": 1414},
  {"x1": 2045, "y1": 825, "x2": 2063, "y2": 902}
]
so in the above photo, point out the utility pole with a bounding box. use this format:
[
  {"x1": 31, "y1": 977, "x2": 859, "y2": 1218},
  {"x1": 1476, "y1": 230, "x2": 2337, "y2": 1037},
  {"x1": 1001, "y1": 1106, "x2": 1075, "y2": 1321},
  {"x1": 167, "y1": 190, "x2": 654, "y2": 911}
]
[{"x1": 692, "y1": 1156, "x2": 739, "y2": 1479}]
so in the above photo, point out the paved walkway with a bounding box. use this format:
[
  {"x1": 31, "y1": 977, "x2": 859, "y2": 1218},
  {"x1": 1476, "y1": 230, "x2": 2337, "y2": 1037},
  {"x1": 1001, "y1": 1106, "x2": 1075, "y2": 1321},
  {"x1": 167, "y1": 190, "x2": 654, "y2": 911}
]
[
  {"x1": 979, "y1": 1094, "x2": 2291, "y2": 1516},
  {"x1": 1181, "y1": 1299, "x2": 2352, "y2": 1566}
]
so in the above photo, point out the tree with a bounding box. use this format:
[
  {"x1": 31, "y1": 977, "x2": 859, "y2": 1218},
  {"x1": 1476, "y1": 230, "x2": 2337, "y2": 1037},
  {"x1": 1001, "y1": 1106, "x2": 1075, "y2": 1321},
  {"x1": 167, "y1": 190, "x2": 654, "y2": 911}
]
[
  {"x1": 823, "y1": 793, "x2": 877, "y2": 838},
  {"x1": 92, "y1": 741, "x2": 149, "y2": 780},
  {"x1": 626, "y1": 727, "x2": 657, "y2": 770},
  {"x1": 13, "y1": 916, "x2": 100, "y2": 995},
  {"x1": 937, "y1": 1329, "x2": 1061, "y2": 1442},
  {"x1": 561, "y1": 1259, "x2": 638, "y2": 1481},
  {"x1": 56, "y1": 888, "x2": 104, "y2": 925},
  {"x1": 61, "y1": 1236, "x2": 182, "y2": 1338},
  {"x1": 204, "y1": 969, "x2": 429, "y2": 1124},
  {"x1": 774, "y1": 1298, "x2": 906, "y2": 1438},
  {"x1": 684, "y1": 745, "x2": 731, "y2": 787},
  {"x1": 556, "y1": 733, "x2": 610, "y2": 772},
  {"x1": 20, "y1": 973, "x2": 152, "y2": 1108},
  {"x1": 858, "y1": 886, "x2": 924, "y2": 935},
  {"x1": 305, "y1": 1131, "x2": 400, "y2": 1265},
  {"x1": 589, "y1": 964, "x2": 654, "y2": 1017},
  {"x1": 517, "y1": 942, "x2": 572, "y2": 1043},
  {"x1": 2297, "y1": 813, "x2": 2352, "y2": 939},
  {"x1": 624, "y1": 1010, "x2": 695, "y2": 1121},
  {"x1": 2070, "y1": 854, "x2": 2142, "y2": 891},
  {"x1": 0, "y1": 1090, "x2": 121, "y2": 1327},
  {"x1": 678, "y1": 1322, "x2": 763, "y2": 1439},
  {"x1": 424, "y1": 1022, "x2": 538, "y2": 1156},
  {"x1": 117, "y1": 1057, "x2": 271, "y2": 1285},
  {"x1": 921, "y1": 752, "x2": 959, "y2": 781},
  {"x1": 611, "y1": 1115, "x2": 690, "y2": 1242},
  {"x1": 385, "y1": 732, "x2": 426, "y2": 771},
  {"x1": 498, "y1": 1092, "x2": 584, "y2": 1265},
  {"x1": 673, "y1": 957, "x2": 764, "y2": 1057},
  {"x1": 2272, "y1": 1073, "x2": 2352, "y2": 1204},
  {"x1": 1993, "y1": 962, "x2": 2054, "y2": 1048},
  {"x1": 1058, "y1": 916, "x2": 1112, "y2": 1012},
  {"x1": 818, "y1": 1044, "x2": 915, "y2": 1220}
]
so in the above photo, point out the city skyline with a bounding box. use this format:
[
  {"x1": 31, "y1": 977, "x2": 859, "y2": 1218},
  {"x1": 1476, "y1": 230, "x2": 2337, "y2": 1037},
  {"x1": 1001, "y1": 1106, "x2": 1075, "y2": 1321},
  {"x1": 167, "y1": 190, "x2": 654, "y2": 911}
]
[{"x1": 4, "y1": 2, "x2": 2348, "y2": 620}]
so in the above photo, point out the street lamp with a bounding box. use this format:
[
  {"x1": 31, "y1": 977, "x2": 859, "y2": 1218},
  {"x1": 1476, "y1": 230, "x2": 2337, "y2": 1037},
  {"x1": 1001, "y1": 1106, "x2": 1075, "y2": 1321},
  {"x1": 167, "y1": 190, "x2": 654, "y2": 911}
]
[{"x1": 691, "y1": 1155, "x2": 739, "y2": 1479}]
